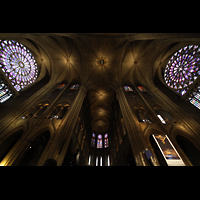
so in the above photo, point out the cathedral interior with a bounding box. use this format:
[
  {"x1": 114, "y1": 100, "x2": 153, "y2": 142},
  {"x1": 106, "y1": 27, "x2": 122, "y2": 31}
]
[{"x1": 1, "y1": 33, "x2": 200, "y2": 166}]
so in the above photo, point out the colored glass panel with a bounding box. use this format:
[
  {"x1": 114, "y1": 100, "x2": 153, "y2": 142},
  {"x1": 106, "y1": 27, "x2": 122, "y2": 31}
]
[
  {"x1": 0, "y1": 40, "x2": 38, "y2": 92},
  {"x1": 124, "y1": 86, "x2": 133, "y2": 91},
  {"x1": 164, "y1": 45, "x2": 200, "y2": 96}
]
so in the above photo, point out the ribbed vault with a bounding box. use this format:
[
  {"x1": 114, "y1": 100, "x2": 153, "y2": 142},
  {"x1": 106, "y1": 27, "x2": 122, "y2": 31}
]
[{"x1": 86, "y1": 84, "x2": 115, "y2": 133}]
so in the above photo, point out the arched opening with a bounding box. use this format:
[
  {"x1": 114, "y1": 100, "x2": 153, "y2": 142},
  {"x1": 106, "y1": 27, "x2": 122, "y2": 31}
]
[
  {"x1": 16, "y1": 130, "x2": 50, "y2": 166},
  {"x1": 176, "y1": 135, "x2": 200, "y2": 166},
  {"x1": 48, "y1": 102, "x2": 69, "y2": 120},
  {"x1": 136, "y1": 108, "x2": 152, "y2": 123},
  {"x1": 0, "y1": 129, "x2": 23, "y2": 162},
  {"x1": 23, "y1": 100, "x2": 50, "y2": 119}
]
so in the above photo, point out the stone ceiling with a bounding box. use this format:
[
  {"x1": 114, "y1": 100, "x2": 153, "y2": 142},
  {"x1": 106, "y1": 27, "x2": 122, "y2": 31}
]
[{"x1": 1, "y1": 33, "x2": 200, "y2": 134}]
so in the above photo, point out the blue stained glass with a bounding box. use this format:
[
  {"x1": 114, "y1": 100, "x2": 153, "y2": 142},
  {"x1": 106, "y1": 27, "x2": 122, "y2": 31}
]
[
  {"x1": 164, "y1": 45, "x2": 200, "y2": 96},
  {"x1": 70, "y1": 84, "x2": 79, "y2": 90},
  {"x1": 0, "y1": 40, "x2": 38, "y2": 92},
  {"x1": 124, "y1": 86, "x2": 133, "y2": 91}
]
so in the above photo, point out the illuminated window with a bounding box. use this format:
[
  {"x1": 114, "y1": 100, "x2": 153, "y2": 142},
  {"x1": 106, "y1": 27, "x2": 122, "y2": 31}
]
[
  {"x1": 137, "y1": 86, "x2": 147, "y2": 92},
  {"x1": 96, "y1": 156, "x2": 98, "y2": 166},
  {"x1": 100, "y1": 156, "x2": 102, "y2": 166},
  {"x1": 157, "y1": 114, "x2": 166, "y2": 124},
  {"x1": 164, "y1": 45, "x2": 200, "y2": 96},
  {"x1": 91, "y1": 133, "x2": 95, "y2": 147},
  {"x1": 70, "y1": 84, "x2": 79, "y2": 90},
  {"x1": 124, "y1": 86, "x2": 133, "y2": 91},
  {"x1": 104, "y1": 133, "x2": 109, "y2": 148},
  {"x1": 153, "y1": 108, "x2": 173, "y2": 124},
  {"x1": 97, "y1": 134, "x2": 102, "y2": 148},
  {"x1": 0, "y1": 79, "x2": 13, "y2": 103},
  {"x1": 88, "y1": 155, "x2": 91, "y2": 166},
  {"x1": 0, "y1": 40, "x2": 38, "y2": 92},
  {"x1": 108, "y1": 155, "x2": 110, "y2": 166},
  {"x1": 187, "y1": 86, "x2": 200, "y2": 109},
  {"x1": 57, "y1": 83, "x2": 66, "y2": 89}
]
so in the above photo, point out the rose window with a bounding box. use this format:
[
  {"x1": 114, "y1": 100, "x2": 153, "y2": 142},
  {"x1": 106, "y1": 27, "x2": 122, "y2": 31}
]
[
  {"x1": 0, "y1": 40, "x2": 38, "y2": 92},
  {"x1": 164, "y1": 45, "x2": 200, "y2": 96}
]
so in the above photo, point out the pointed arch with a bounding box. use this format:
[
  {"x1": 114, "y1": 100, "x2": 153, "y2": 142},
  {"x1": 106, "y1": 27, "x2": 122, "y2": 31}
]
[{"x1": 0, "y1": 128, "x2": 24, "y2": 164}]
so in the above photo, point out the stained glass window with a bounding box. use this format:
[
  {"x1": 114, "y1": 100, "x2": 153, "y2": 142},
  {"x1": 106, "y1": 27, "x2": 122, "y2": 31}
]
[
  {"x1": 98, "y1": 134, "x2": 102, "y2": 139},
  {"x1": 0, "y1": 79, "x2": 12, "y2": 103},
  {"x1": 70, "y1": 84, "x2": 79, "y2": 90},
  {"x1": 124, "y1": 86, "x2": 133, "y2": 91},
  {"x1": 104, "y1": 134, "x2": 109, "y2": 148},
  {"x1": 97, "y1": 134, "x2": 102, "y2": 148},
  {"x1": 0, "y1": 40, "x2": 38, "y2": 92},
  {"x1": 57, "y1": 83, "x2": 66, "y2": 89},
  {"x1": 164, "y1": 45, "x2": 200, "y2": 96},
  {"x1": 91, "y1": 133, "x2": 96, "y2": 147},
  {"x1": 137, "y1": 86, "x2": 147, "y2": 92},
  {"x1": 100, "y1": 139, "x2": 102, "y2": 148},
  {"x1": 187, "y1": 86, "x2": 200, "y2": 109}
]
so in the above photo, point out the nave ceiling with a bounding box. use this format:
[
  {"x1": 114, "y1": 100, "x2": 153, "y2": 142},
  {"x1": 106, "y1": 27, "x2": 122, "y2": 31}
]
[{"x1": 1, "y1": 33, "x2": 200, "y2": 134}]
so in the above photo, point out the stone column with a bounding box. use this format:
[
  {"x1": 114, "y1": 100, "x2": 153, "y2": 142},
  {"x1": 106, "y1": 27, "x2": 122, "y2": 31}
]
[
  {"x1": 38, "y1": 85, "x2": 87, "y2": 166},
  {"x1": 151, "y1": 87, "x2": 200, "y2": 141},
  {"x1": 116, "y1": 87, "x2": 148, "y2": 166}
]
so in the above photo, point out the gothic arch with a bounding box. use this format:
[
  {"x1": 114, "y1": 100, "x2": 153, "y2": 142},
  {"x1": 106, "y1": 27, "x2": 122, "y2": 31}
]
[
  {"x1": 170, "y1": 129, "x2": 200, "y2": 165},
  {"x1": 47, "y1": 100, "x2": 70, "y2": 119},
  {"x1": 171, "y1": 129, "x2": 200, "y2": 150},
  {"x1": 23, "y1": 99, "x2": 51, "y2": 119},
  {"x1": 27, "y1": 125, "x2": 54, "y2": 143},
  {"x1": 0, "y1": 128, "x2": 24, "y2": 165},
  {"x1": 175, "y1": 134, "x2": 200, "y2": 165},
  {"x1": 15, "y1": 129, "x2": 51, "y2": 166}
]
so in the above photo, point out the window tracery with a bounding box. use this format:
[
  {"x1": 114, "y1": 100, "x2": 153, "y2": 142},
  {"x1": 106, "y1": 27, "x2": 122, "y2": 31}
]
[
  {"x1": 104, "y1": 133, "x2": 109, "y2": 148},
  {"x1": 124, "y1": 86, "x2": 133, "y2": 91},
  {"x1": 137, "y1": 86, "x2": 147, "y2": 92},
  {"x1": 0, "y1": 78, "x2": 13, "y2": 103},
  {"x1": 187, "y1": 86, "x2": 200, "y2": 109},
  {"x1": 164, "y1": 45, "x2": 200, "y2": 96},
  {"x1": 91, "y1": 133, "x2": 95, "y2": 147},
  {"x1": 70, "y1": 84, "x2": 79, "y2": 90},
  {"x1": 0, "y1": 40, "x2": 38, "y2": 92},
  {"x1": 124, "y1": 86, "x2": 137, "y2": 97},
  {"x1": 97, "y1": 134, "x2": 102, "y2": 148}
]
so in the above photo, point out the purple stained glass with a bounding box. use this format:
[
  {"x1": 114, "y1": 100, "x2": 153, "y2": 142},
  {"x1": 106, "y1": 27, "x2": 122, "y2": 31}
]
[
  {"x1": 0, "y1": 40, "x2": 38, "y2": 92},
  {"x1": 98, "y1": 134, "x2": 102, "y2": 139},
  {"x1": 164, "y1": 45, "x2": 200, "y2": 96},
  {"x1": 124, "y1": 86, "x2": 133, "y2": 91}
]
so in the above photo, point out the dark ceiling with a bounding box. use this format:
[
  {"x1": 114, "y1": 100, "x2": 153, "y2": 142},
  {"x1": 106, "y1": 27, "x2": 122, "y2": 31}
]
[{"x1": 1, "y1": 32, "x2": 200, "y2": 143}]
